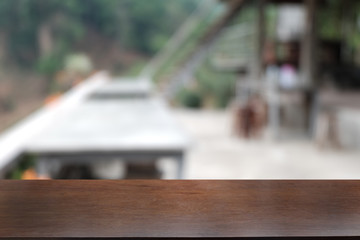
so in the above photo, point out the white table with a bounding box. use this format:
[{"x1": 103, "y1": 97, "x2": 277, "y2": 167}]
[{"x1": 24, "y1": 80, "x2": 189, "y2": 179}]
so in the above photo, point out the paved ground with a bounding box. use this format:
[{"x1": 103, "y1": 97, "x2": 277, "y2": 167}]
[{"x1": 160, "y1": 109, "x2": 360, "y2": 179}]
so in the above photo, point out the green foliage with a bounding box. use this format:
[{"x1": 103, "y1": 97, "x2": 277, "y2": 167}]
[
  {"x1": 195, "y1": 59, "x2": 237, "y2": 108},
  {"x1": 154, "y1": 3, "x2": 224, "y2": 83},
  {"x1": 122, "y1": 0, "x2": 197, "y2": 54},
  {"x1": 152, "y1": 1, "x2": 236, "y2": 109},
  {"x1": 176, "y1": 87, "x2": 203, "y2": 109},
  {"x1": 231, "y1": 4, "x2": 256, "y2": 24},
  {"x1": 6, "y1": 154, "x2": 35, "y2": 179},
  {"x1": 318, "y1": 0, "x2": 343, "y2": 40},
  {"x1": 317, "y1": 0, "x2": 360, "y2": 63},
  {"x1": 265, "y1": 4, "x2": 278, "y2": 40},
  {"x1": 122, "y1": 60, "x2": 147, "y2": 77},
  {"x1": 0, "y1": 0, "x2": 197, "y2": 67},
  {"x1": 36, "y1": 53, "x2": 64, "y2": 76},
  {"x1": 196, "y1": 68, "x2": 236, "y2": 108}
]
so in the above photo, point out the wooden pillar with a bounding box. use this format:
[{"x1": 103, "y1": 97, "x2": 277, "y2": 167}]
[
  {"x1": 300, "y1": 0, "x2": 317, "y2": 88},
  {"x1": 300, "y1": 0, "x2": 318, "y2": 136},
  {"x1": 255, "y1": 0, "x2": 266, "y2": 81}
]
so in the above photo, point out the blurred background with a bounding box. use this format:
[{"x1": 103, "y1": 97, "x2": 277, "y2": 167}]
[{"x1": 1, "y1": 0, "x2": 360, "y2": 179}]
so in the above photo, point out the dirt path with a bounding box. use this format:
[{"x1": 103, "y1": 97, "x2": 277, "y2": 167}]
[{"x1": 170, "y1": 109, "x2": 360, "y2": 179}]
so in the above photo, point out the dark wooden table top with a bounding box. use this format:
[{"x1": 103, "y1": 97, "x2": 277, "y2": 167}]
[{"x1": 1, "y1": 180, "x2": 360, "y2": 239}]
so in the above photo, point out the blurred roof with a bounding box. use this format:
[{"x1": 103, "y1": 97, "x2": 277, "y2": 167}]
[
  {"x1": 24, "y1": 79, "x2": 189, "y2": 154},
  {"x1": 89, "y1": 78, "x2": 153, "y2": 99}
]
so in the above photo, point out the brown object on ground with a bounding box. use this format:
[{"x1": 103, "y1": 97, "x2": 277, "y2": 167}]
[
  {"x1": 233, "y1": 94, "x2": 267, "y2": 138},
  {"x1": 0, "y1": 180, "x2": 360, "y2": 239}
]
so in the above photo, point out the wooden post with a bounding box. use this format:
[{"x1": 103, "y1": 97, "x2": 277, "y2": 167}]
[
  {"x1": 300, "y1": 0, "x2": 317, "y2": 88},
  {"x1": 300, "y1": 0, "x2": 318, "y2": 136},
  {"x1": 255, "y1": 0, "x2": 266, "y2": 81}
]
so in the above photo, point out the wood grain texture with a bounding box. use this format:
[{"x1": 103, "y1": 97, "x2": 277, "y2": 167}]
[{"x1": 0, "y1": 180, "x2": 360, "y2": 239}]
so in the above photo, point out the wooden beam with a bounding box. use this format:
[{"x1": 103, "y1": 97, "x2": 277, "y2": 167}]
[
  {"x1": 255, "y1": 0, "x2": 266, "y2": 80},
  {"x1": 300, "y1": 0, "x2": 318, "y2": 88},
  {"x1": 300, "y1": 0, "x2": 319, "y2": 137},
  {"x1": 201, "y1": 0, "x2": 245, "y2": 43}
]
